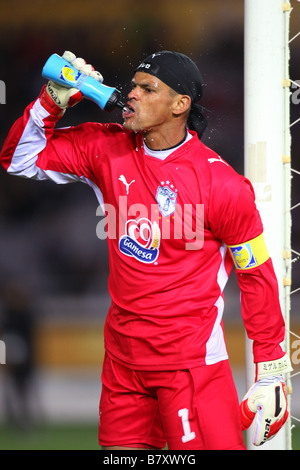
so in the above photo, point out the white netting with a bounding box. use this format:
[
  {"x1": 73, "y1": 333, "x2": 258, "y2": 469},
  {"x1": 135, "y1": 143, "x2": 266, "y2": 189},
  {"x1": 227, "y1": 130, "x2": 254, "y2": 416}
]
[
  {"x1": 285, "y1": 0, "x2": 300, "y2": 449},
  {"x1": 244, "y1": 0, "x2": 300, "y2": 449}
]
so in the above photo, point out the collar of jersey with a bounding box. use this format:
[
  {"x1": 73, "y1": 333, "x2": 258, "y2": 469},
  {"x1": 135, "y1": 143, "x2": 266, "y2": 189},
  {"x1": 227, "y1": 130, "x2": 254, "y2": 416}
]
[{"x1": 139, "y1": 130, "x2": 197, "y2": 163}]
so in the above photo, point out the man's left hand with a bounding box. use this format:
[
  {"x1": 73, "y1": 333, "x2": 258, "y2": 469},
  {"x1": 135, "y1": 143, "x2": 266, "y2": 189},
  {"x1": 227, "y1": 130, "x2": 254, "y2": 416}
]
[{"x1": 240, "y1": 353, "x2": 292, "y2": 446}]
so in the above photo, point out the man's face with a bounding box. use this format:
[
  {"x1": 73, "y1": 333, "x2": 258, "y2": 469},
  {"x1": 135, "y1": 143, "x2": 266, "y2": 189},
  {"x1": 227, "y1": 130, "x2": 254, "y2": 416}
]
[{"x1": 122, "y1": 72, "x2": 178, "y2": 133}]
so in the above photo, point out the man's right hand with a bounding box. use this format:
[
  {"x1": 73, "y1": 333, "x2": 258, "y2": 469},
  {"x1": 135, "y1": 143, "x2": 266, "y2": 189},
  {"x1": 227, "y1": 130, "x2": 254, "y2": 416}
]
[{"x1": 45, "y1": 51, "x2": 104, "y2": 109}]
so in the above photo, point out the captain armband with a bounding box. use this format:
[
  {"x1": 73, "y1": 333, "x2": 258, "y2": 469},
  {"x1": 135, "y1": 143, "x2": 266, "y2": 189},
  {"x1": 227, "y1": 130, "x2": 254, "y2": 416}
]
[{"x1": 228, "y1": 233, "x2": 269, "y2": 270}]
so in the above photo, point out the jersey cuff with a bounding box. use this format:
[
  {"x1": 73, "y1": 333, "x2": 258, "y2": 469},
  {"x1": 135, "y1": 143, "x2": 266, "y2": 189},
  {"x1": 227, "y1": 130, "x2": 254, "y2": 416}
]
[
  {"x1": 228, "y1": 233, "x2": 269, "y2": 270},
  {"x1": 256, "y1": 353, "x2": 293, "y2": 380},
  {"x1": 39, "y1": 85, "x2": 65, "y2": 117}
]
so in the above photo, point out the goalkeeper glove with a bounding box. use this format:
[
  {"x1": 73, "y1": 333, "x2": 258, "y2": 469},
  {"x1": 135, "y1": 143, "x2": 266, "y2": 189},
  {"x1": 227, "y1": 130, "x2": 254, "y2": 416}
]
[
  {"x1": 240, "y1": 353, "x2": 292, "y2": 446},
  {"x1": 43, "y1": 51, "x2": 103, "y2": 110}
]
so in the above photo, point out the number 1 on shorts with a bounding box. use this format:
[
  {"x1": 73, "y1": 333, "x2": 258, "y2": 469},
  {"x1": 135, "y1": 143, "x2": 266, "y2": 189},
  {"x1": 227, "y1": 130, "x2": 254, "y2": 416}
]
[{"x1": 178, "y1": 408, "x2": 196, "y2": 443}]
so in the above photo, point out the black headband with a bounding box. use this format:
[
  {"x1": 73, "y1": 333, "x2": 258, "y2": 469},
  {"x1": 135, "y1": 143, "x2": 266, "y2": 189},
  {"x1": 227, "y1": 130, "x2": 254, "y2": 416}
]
[{"x1": 135, "y1": 51, "x2": 208, "y2": 138}]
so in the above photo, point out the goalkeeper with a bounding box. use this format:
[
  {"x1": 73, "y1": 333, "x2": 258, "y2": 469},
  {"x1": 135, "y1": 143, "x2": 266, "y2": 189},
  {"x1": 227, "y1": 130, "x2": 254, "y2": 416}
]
[{"x1": 0, "y1": 50, "x2": 292, "y2": 450}]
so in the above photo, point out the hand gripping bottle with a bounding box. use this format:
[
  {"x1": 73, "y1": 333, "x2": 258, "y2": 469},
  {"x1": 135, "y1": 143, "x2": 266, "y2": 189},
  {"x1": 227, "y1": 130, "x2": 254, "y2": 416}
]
[{"x1": 42, "y1": 53, "x2": 125, "y2": 111}]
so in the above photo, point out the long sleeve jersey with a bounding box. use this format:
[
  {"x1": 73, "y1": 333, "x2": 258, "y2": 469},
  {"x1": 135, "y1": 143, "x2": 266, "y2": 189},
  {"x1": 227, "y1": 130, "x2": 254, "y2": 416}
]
[{"x1": 0, "y1": 89, "x2": 286, "y2": 370}]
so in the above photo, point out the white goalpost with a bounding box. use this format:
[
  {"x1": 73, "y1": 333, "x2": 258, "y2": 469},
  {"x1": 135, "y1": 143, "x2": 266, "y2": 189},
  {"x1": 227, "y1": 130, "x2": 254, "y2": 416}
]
[{"x1": 244, "y1": 0, "x2": 292, "y2": 450}]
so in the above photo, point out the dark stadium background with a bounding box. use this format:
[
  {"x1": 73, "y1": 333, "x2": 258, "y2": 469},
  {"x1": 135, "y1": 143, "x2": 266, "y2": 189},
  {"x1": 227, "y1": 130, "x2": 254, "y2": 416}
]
[{"x1": 0, "y1": 0, "x2": 299, "y2": 450}]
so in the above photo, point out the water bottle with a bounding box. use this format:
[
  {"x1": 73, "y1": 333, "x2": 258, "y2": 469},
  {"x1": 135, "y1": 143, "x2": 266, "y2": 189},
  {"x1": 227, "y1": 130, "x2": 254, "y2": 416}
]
[{"x1": 42, "y1": 53, "x2": 125, "y2": 111}]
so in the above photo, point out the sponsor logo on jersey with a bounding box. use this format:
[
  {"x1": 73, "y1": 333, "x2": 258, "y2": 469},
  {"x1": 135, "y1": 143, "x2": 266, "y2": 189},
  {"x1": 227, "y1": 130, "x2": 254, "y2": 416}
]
[
  {"x1": 59, "y1": 65, "x2": 81, "y2": 84},
  {"x1": 119, "y1": 217, "x2": 160, "y2": 263},
  {"x1": 156, "y1": 184, "x2": 177, "y2": 217},
  {"x1": 229, "y1": 243, "x2": 257, "y2": 269}
]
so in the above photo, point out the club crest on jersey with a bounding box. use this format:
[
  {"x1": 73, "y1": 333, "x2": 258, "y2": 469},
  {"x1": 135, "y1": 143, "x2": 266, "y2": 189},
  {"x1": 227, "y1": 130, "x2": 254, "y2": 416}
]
[
  {"x1": 156, "y1": 184, "x2": 177, "y2": 217},
  {"x1": 119, "y1": 218, "x2": 160, "y2": 264}
]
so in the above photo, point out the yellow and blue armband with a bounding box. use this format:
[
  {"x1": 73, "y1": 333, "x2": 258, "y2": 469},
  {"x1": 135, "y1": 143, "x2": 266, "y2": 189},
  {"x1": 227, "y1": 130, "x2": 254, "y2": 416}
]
[{"x1": 228, "y1": 233, "x2": 269, "y2": 270}]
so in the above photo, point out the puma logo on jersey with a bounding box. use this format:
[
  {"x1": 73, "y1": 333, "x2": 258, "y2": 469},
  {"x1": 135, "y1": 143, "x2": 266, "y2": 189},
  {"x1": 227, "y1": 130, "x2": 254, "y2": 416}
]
[
  {"x1": 119, "y1": 175, "x2": 135, "y2": 194},
  {"x1": 208, "y1": 155, "x2": 228, "y2": 166}
]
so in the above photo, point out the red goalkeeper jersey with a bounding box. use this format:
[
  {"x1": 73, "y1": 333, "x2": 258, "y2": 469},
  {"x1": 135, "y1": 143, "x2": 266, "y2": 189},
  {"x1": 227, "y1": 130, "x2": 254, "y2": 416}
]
[{"x1": 0, "y1": 91, "x2": 286, "y2": 369}]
